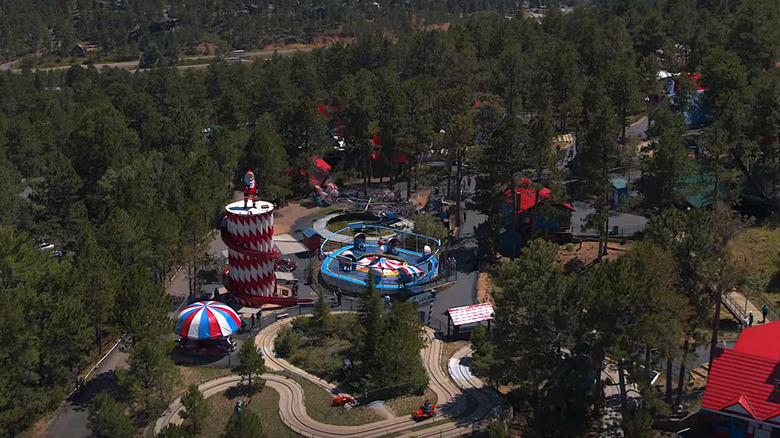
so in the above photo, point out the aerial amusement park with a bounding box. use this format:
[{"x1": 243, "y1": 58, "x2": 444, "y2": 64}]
[
  {"x1": 173, "y1": 161, "x2": 444, "y2": 356},
  {"x1": 160, "y1": 156, "x2": 504, "y2": 437}
]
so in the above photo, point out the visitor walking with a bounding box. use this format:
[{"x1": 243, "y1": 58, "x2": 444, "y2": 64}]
[
  {"x1": 384, "y1": 294, "x2": 391, "y2": 309},
  {"x1": 749, "y1": 311, "x2": 754, "y2": 327},
  {"x1": 762, "y1": 304, "x2": 769, "y2": 323},
  {"x1": 250, "y1": 313, "x2": 256, "y2": 329}
]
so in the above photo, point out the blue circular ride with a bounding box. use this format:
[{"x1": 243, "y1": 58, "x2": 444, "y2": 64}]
[{"x1": 319, "y1": 222, "x2": 440, "y2": 295}]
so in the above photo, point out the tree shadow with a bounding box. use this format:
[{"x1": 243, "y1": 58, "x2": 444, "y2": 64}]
[
  {"x1": 223, "y1": 383, "x2": 258, "y2": 399},
  {"x1": 169, "y1": 346, "x2": 233, "y2": 367},
  {"x1": 68, "y1": 371, "x2": 121, "y2": 412}
]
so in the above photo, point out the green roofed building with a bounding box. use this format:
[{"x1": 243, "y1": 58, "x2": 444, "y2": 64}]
[{"x1": 676, "y1": 174, "x2": 728, "y2": 208}]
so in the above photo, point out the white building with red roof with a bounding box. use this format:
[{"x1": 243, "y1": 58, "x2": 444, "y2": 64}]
[
  {"x1": 701, "y1": 321, "x2": 780, "y2": 438},
  {"x1": 446, "y1": 302, "x2": 494, "y2": 339}
]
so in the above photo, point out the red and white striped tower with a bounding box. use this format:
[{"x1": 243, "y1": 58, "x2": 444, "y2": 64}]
[{"x1": 221, "y1": 200, "x2": 294, "y2": 306}]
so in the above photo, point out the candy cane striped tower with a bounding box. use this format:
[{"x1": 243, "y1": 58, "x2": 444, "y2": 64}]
[{"x1": 221, "y1": 200, "x2": 288, "y2": 306}]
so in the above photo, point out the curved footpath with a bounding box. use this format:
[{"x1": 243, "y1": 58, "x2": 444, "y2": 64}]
[{"x1": 155, "y1": 317, "x2": 503, "y2": 437}]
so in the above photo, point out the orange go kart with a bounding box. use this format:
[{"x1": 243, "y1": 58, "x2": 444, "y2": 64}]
[
  {"x1": 330, "y1": 395, "x2": 356, "y2": 407},
  {"x1": 411, "y1": 403, "x2": 436, "y2": 420}
]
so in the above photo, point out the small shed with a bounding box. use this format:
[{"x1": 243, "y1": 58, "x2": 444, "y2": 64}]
[
  {"x1": 446, "y1": 302, "x2": 495, "y2": 339},
  {"x1": 302, "y1": 228, "x2": 322, "y2": 253},
  {"x1": 611, "y1": 178, "x2": 628, "y2": 206}
]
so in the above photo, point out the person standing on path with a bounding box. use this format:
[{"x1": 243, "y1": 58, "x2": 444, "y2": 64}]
[
  {"x1": 762, "y1": 304, "x2": 769, "y2": 323},
  {"x1": 749, "y1": 311, "x2": 754, "y2": 327}
]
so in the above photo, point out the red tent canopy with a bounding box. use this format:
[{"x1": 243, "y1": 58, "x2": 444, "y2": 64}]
[
  {"x1": 313, "y1": 156, "x2": 331, "y2": 172},
  {"x1": 504, "y1": 178, "x2": 574, "y2": 214}
]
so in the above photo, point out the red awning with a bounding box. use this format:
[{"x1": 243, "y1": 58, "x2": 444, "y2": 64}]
[
  {"x1": 504, "y1": 178, "x2": 574, "y2": 214},
  {"x1": 448, "y1": 303, "x2": 494, "y2": 326}
]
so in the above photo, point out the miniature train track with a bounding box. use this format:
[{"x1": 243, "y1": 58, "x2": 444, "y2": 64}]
[{"x1": 156, "y1": 314, "x2": 502, "y2": 437}]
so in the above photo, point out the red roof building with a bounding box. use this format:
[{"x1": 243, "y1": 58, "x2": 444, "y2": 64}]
[
  {"x1": 445, "y1": 302, "x2": 495, "y2": 339},
  {"x1": 504, "y1": 178, "x2": 574, "y2": 215},
  {"x1": 701, "y1": 321, "x2": 780, "y2": 438}
]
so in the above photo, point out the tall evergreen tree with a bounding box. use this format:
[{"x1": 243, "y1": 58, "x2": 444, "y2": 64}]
[
  {"x1": 223, "y1": 409, "x2": 265, "y2": 438},
  {"x1": 356, "y1": 274, "x2": 383, "y2": 370},
  {"x1": 87, "y1": 392, "x2": 137, "y2": 438},
  {"x1": 234, "y1": 339, "x2": 267, "y2": 391},
  {"x1": 119, "y1": 339, "x2": 180, "y2": 421},
  {"x1": 180, "y1": 384, "x2": 208, "y2": 434},
  {"x1": 310, "y1": 289, "x2": 332, "y2": 331},
  {"x1": 640, "y1": 107, "x2": 691, "y2": 208},
  {"x1": 373, "y1": 301, "x2": 428, "y2": 393}
]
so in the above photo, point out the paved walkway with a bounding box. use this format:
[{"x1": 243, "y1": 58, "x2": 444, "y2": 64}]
[
  {"x1": 312, "y1": 213, "x2": 413, "y2": 244},
  {"x1": 601, "y1": 362, "x2": 640, "y2": 437}
]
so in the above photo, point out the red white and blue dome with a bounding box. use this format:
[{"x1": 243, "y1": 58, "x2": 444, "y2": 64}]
[{"x1": 175, "y1": 301, "x2": 241, "y2": 340}]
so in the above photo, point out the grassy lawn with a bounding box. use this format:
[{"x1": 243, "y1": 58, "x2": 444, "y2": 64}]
[
  {"x1": 175, "y1": 366, "x2": 232, "y2": 394},
  {"x1": 280, "y1": 314, "x2": 357, "y2": 383},
  {"x1": 195, "y1": 384, "x2": 298, "y2": 438},
  {"x1": 384, "y1": 387, "x2": 438, "y2": 416},
  {"x1": 275, "y1": 371, "x2": 382, "y2": 426},
  {"x1": 727, "y1": 226, "x2": 780, "y2": 306}
]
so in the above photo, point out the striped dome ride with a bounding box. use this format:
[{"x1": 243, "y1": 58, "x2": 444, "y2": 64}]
[{"x1": 175, "y1": 301, "x2": 241, "y2": 340}]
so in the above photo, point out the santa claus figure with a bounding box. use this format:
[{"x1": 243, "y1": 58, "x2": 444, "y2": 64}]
[{"x1": 243, "y1": 170, "x2": 258, "y2": 208}]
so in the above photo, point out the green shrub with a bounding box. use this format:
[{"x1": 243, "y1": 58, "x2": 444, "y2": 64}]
[{"x1": 274, "y1": 326, "x2": 299, "y2": 357}]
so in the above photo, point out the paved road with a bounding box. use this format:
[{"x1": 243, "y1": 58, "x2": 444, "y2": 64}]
[
  {"x1": 43, "y1": 347, "x2": 129, "y2": 438},
  {"x1": 156, "y1": 317, "x2": 503, "y2": 437},
  {"x1": 570, "y1": 201, "x2": 649, "y2": 237},
  {"x1": 626, "y1": 116, "x2": 649, "y2": 140},
  {"x1": 430, "y1": 177, "x2": 485, "y2": 321}
]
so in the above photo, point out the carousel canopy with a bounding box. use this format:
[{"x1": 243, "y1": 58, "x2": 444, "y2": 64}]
[
  {"x1": 176, "y1": 301, "x2": 241, "y2": 340},
  {"x1": 358, "y1": 256, "x2": 404, "y2": 270}
]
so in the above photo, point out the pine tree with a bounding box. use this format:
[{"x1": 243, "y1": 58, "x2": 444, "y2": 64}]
[
  {"x1": 118, "y1": 339, "x2": 180, "y2": 420},
  {"x1": 115, "y1": 265, "x2": 171, "y2": 344},
  {"x1": 156, "y1": 424, "x2": 188, "y2": 438},
  {"x1": 180, "y1": 384, "x2": 208, "y2": 434},
  {"x1": 223, "y1": 409, "x2": 265, "y2": 438},
  {"x1": 356, "y1": 274, "x2": 383, "y2": 371},
  {"x1": 234, "y1": 339, "x2": 266, "y2": 392},
  {"x1": 310, "y1": 289, "x2": 332, "y2": 331},
  {"x1": 87, "y1": 392, "x2": 137, "y2": 438},
  {"x1": 373, "y1": 301, "x2": 429, "y2": 393}
]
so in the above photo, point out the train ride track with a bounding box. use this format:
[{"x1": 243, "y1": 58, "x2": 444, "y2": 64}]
[{"x1": 156, "y1": 314, "x2": 503, "y2": 437}]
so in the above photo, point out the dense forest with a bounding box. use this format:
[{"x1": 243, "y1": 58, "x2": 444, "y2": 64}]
[
  {"x1": 0, "y1": 0, "x2": 577, "y2": 65},
  {"x1": 2, "y1": 0, "x2": 780, "y2": 435}
]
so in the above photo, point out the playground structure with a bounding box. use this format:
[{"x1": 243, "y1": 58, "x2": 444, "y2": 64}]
[
  {"x1": 221, "y1": 200, "x2": 313, "y2": 307},
  {"x1": 319, "y1": 222, "x2": 440, "y2": 295}
]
